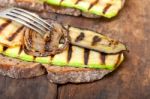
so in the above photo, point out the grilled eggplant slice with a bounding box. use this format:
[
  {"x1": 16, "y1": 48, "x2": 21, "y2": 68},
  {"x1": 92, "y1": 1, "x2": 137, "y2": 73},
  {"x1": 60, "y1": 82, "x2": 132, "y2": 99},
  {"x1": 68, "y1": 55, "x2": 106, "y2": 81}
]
[
  {"x1": 68, "y1": 27, "x2": 127, "y2": 54},
  {"x1": 0, "y1": 44, "x2": 124, "y2": 70},
  {"x1": 44, "y1": 0, "x2": 124, "y2": 18}
]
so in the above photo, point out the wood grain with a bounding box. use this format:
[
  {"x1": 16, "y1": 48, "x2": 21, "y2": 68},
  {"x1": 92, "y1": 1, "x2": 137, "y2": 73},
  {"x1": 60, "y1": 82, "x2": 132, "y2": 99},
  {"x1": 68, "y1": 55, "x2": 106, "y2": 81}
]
[{"x1": 0, "y1": 75, "x2": 57, "y2": 99}]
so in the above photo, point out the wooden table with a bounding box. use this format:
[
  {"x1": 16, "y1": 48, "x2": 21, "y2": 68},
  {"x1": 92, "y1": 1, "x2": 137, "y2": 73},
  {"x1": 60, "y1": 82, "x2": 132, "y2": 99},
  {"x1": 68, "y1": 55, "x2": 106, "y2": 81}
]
[{"x1": 0, "y1": 0, "x2": 149, "y2": 99}]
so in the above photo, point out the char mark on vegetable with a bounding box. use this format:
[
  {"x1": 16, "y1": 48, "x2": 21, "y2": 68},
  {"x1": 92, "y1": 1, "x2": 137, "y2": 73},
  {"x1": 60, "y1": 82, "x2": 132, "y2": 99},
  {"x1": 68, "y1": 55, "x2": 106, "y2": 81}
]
[
  {"x1": 100, "y1": 53, "x2": 106, "y2": 65},
  {"x1": 7, "y1": 26, "x2": 24, "y2": 41},
  {"x1": 75, "y1": 0, "x2": 82, "y2": 5},
  {"x1": 84, "y1": 48, "x2": 90, "y2": 65},
  {"x1": 88, "y1": 0, "x2": 99, "y2": 10},
  {"x1": 92, "y1": 35, "x2": 101, "y2": 46},
  {"x1": 3, "y1": 46, "x2": 8, "y2": 51},
  {"x1": 67, "y1": 45, "x2": 73, "y2": 62},
  {"x1": 0, "y1": 20, "x2": 12, "y2": 33},
  {"x1": 75, "y1": 32, "x2": 85, "y2": 42},
  {"x1": 115, "y1": 54, "x2": 121, "y2": 66},
  {"x1": 103, "y1": 4, "x2": 112, "y2": 14}
]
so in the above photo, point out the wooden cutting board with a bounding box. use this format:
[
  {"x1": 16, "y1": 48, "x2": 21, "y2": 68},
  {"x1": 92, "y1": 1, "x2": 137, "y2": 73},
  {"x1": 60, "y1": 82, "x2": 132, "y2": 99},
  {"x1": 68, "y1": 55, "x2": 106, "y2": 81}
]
[{"x1": 0, "y1": 0, "x2": 149, "y2": 99}]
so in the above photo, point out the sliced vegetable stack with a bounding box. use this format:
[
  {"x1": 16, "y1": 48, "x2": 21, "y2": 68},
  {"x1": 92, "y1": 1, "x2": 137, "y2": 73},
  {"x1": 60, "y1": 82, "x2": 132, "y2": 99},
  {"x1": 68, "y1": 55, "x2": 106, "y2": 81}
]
[
  {"x1": 0, "y1": 18, "x2": 126, "y2": 70},
  {"x1": 43, "y1": 0, "x2": 125, "y2": 18}
]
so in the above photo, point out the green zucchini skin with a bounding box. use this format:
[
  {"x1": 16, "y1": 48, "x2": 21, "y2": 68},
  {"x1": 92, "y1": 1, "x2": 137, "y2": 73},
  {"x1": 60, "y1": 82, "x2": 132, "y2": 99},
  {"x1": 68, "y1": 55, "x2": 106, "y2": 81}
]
[
  {"x1": 43, "y1": 0, "x2": 124, "y2": 18},
  {"x1": 0, "y1": 45, "x2": 124, "y2": 70}
]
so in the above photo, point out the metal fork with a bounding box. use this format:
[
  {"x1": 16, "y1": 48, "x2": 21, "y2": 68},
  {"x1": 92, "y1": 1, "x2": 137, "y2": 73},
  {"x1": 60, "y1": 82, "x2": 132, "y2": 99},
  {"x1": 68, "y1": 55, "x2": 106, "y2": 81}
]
[{"x1": 0, "y1": 7, "x2": 52, "y2": 37}]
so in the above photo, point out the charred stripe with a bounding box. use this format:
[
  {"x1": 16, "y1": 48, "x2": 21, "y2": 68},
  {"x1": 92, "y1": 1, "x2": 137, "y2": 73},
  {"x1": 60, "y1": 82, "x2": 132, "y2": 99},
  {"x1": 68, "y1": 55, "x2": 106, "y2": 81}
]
[
  {"x1": 19, "y1": 45, "x2": 23, "y2": 54},
  {"x1": 60, "y1": 0, "x2": 64, "y2": 5},
  {"x1": 0, "y1": 20, "x2": 12, "y2": 34},
  {"x1": 92, "y1": 36, "x2": 101, "y2": 46},
  {"x1": 103, "y1": 4, "x2": 112, "y2": 14},
  {"x1": 3, "y1": 46, "x2": 8, "y2": 51},
  {"x1": 7, "y1": 26, "x2": 24, "y2": 41},
  {"x1": 115, "y1": 54, "x2": 121, "y2": 66},
  {"x1": 84, "y1": 48, "x2": 90, "y2": 65},
  {"x1": 75, "y1": 32, "x2": 85, "y2": 42},
  {"x1": 67, "y1": 45, "x2": 73, "y2": 62},
  {"x1": 88, "y1": 0, "x2": 99, "y2": 10},
  {"x1": 75, "y1": 0, "x2": 82, "y2": 5},
  {"x1": 100, "y1": 53, "x2": 107, "y2": 65}
]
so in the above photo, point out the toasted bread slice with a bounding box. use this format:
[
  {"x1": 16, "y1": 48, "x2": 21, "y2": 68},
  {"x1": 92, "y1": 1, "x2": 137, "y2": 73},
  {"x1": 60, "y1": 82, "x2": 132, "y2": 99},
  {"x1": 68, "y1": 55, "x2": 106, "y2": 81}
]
[
  {"x1": 45, "y1": 65, "x2": 112, "y2": 84},
  {"x1": 0, "y1": 53, "x2": 112, "y2": 84},
  {"x1": 0, "y1": 54, "x2": 46, "y2": 78}
]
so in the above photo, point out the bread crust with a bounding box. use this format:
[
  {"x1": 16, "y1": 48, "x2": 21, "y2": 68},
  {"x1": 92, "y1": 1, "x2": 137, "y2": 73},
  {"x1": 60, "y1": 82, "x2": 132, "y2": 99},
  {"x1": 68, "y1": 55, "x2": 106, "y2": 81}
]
[
  {"x1": 44, "y1": 65, "x2": 112, "y2": 84},
  {"x1": 0, "y1": 54, "x2": 46, "y2": 78}
]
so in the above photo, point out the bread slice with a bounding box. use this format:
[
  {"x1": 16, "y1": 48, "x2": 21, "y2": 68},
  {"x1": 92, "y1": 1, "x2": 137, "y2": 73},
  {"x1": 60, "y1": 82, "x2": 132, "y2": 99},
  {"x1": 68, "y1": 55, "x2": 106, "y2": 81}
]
[
  {"x1": 0, "y1": 54, "x2": 46, "y2": 78},
  {"x1": 45, "y1": 65, "x2": 112, "y2": 84},
  {"x1": 0, "y1": 53, "x2": 113, "y2": 84},
  {"x1": 0, "y1": 0, "x2": 125, "y2": 18},
  {"x1": 0, "y1": 2, "x2": 126, "y2": 83}
]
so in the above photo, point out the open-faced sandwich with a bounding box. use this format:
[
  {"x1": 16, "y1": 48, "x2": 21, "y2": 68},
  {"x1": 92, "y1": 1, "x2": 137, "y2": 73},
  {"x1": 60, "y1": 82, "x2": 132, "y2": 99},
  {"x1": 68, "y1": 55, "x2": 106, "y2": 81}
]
[
  {"x1": 0, "y1": 1, "x2": 127, "y2": 84},
  {"x1": 0, "y1": 0, "x2": 125, "y2": 18},
  {"x1": 0, "y1": 17, "x2": 127, "y2": 84}
]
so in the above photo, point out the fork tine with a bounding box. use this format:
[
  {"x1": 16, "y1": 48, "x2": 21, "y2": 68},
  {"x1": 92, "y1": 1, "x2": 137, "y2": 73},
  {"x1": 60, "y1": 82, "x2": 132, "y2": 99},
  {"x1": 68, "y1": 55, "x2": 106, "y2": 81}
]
[
  {"x1": 6, "y1": 8, "x2": 50, "y2": 32},
  {"x1": 8, "y1": 11, "x2": 49, "y2": 32},
  {"x1": 0, "y1": 14, "x2": 46, "y2": 36},
  {"x1": 12, "y1": 8, "x2": 52, "y2": 31},
  {"x1": 13, "y1": 7, "x2": 52, "y2": 29},
  {"x1": 0, "y1": 7, "x2": 53, "y2": 36},
  {"x1": 11, "y1": 10, "x2": 50, "y2": 31}
]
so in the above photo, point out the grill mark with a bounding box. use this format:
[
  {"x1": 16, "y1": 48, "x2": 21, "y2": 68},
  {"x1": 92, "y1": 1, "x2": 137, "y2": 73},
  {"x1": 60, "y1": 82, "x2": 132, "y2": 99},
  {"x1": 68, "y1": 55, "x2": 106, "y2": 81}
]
[
  {"x1": 60, "y1": 0, "x2": 64, "y2": 5},
  {"x1": 84, "y1": 48, "x2": 90, "y2": 65},
  {"x1": 115, "y1": 54, "x2": 121, "y2": 66},
  {"x1": 19, "y1": 45, "x2": 23, "y2": 54},
  {"x1": 67, "y1": 45, "x2": 73, "y2": 63},
  {"x1": 92, "y1": 36, "x2": 101, "y2": 46},
  {"x1": 100, "y1": 53, "x2": 107, "y2": 65},
  {"x1": 7, "y1": 26, "x2": 24, "y2": 41},
  {"x1": 3, "y1": 46, "x2": 8, "y2": 51},
  {"x1": 51, "y1": 55, "x2": 55, "y2": 61},
  {"x1": 0, "y1": 20, "x2": 12, "y2": 33},
  {"x1": 75, "y1": 32, "x2": 85, "y2": 42},
  {"x1": 33, "y1": 56, "x2": 36, "y2": 61},
  {"x1": 88, "y1": 0, "x2": 99, "y2": 10},
  {"x1": 103, "y1": 4, "x2": 112, "y2": 14},
  {"x1": 75, "y1": 0, "x2": 82, "y2": 4}
]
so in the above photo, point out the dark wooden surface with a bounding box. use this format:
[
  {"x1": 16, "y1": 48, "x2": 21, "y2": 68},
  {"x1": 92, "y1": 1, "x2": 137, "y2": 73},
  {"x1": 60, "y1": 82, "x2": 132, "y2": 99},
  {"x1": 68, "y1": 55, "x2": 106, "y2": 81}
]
[
  {"x1": 0, "y1": 75, "x2": 57, "y2": 99},
  {"x1": 0, "y1": 0, "x2": 150, "y2": 99}
]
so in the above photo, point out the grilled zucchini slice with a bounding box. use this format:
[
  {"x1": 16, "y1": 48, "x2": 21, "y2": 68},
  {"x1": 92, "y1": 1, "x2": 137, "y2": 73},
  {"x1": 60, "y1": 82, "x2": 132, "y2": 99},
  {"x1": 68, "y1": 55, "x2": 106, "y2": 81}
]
[
  {"x1": 44, "y1": 0, "x2": 124, "y2": 18},
  {"x1": 0, "y1": 44, "x2": 124, "y2": 70}
]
